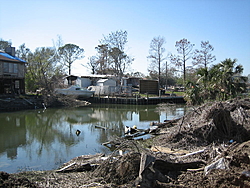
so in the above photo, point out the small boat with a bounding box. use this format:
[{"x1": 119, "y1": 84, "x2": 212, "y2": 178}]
[{"x1": 55, "y1": 85, "x2": 95, "y2": 98}]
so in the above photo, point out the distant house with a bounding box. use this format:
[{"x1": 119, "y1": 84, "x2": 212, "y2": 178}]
[
  {"x1": 88, "y1": 78, "x2": 117, "y2": 95},
  {"x1": 0, "y1": 47, "x2": 26, "y2": 94},
  {"x1": 64, "y1": 75, "x2": 91, "y2": 88},
  {"x1": 121, "y1": 77, "x2": 140, "y2": 87}
]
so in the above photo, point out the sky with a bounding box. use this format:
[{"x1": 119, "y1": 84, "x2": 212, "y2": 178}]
[{"x1": 0, "y1": 0, "x2": 250, "y2": 76}]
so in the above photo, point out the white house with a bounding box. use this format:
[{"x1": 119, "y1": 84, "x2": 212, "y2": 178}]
[{"x1": 90, "y1": 78, "x2": 118, "y2": 95}]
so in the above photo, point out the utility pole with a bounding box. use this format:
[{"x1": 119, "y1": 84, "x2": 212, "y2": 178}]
[{"x1": 165, "y1": 61, "x2": 168, "y2": 90}]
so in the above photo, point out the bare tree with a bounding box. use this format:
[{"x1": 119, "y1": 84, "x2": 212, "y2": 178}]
[
  {"x1": 101, "y1": 30, "x2": 128, "y2": 51},
  {"x1": 192, "y1": 41, "x2": 216, "y2": 68},
  {"x1": 97, "y1": 30, "x2": 132, "y2": 77},
  {"x1": 147, "y1": 36, "x2": 166, "y2": 87},
  {"x1": 95, "y1": 44, "x2": 109, "y2": 74},
  {"x1": 84, "y1": 56, "x2": 99, "y2": 75},
  {"x1": 170, "y1": 38, "x2": 194, "y2": 83}
]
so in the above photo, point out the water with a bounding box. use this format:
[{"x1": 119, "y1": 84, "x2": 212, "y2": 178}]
[{"x1": 0, "y1": 104, "x2": 187, "y2": 173}]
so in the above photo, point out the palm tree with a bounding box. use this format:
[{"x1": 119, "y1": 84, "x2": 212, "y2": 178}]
[{"x1": 210, "y1": 58, "x2": 245, "y2": 100}]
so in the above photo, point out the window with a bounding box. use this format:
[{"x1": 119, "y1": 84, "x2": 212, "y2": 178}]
[
  {"x1": 9, "y1": 63, "x2": 14, "y2": 73},
  {"x1": 15, "y1": 80, "x2": 20, "y2": 89},
  {"x1": 4, "y1": 63, "x2": 8, "y2": 73},
  {"x1": 3, "y1": 62, "x2": 18, "y2": 73},
  {"x1": 14, "y1": 64, "x2": 18, "y2": 73}
]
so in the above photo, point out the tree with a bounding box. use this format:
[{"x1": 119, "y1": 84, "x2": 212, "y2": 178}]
[
  {"x1": 95, "y1": 44, "x2": 109, "y2": 74},
  {"x1": 97, "y1": 30, "x2": 132, "y2": 77},
  {"x1": 210, "y1": 58, "x2": 246, "y2": 100},
  {"x1": 193, "y1": 41, "x2": 216, "y2": 68},
  {"x1": 125, "y1": 71, "x2": 145, "y2": 78},
  {"x1": 101, "y1": 30, "x2": 127, "y2": 51},
  {"x1": 184, "y1": 58, "x2": 247, "y2": 104},
  {"x1": 84, "y1": 56, "x2": 99, "y2": 75},
  {"x1": 0, "y1": 39, "x2": 11, "y2": 51},
  {"x1": 170, "y1": 38, "x2": 194, "y2": 83},
  {"x1": 16, "y1": 43, "x2": 30, "y2": 61},
  {"x1": 147, "y1": 36, "x2": 166, "y2": 87},
  {"x1": 58, "y1": 44, "x2": 84, "y2": 75},
  {"x1": 109, "y1": 47, "x2": 129, "y2": 76},
  {"x1": 26, "y1": 47, "x2": 65, "y2": 92}
]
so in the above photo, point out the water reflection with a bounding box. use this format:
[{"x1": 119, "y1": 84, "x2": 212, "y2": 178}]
[{"x1": 0, "y1": 104, "x2": 187, "y2": 173}]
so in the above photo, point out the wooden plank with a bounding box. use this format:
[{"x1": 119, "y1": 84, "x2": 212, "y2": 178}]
[
  {"x1": 139, "y1": 153, "x2": 155, "y2": 179},
  {"x1": 151, "y1": 146, "x2": 188, "y2": 155}
]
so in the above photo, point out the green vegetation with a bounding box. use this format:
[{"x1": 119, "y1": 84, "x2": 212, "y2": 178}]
[{"x1": 184, "y1": 58, "x2": 248, "y2": 105}]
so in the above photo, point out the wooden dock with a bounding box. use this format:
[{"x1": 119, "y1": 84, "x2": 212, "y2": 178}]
[{"x1": 87, "y1": 96, "x2": 185, "y2": 105}]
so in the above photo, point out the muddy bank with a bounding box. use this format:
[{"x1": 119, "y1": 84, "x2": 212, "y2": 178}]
[
  {"x1": 0, "y1": 94, "x2": 90, "y2": 112},
  {"x1": 1, "y1": 98, "x2": 250, "y2": 187},
  {"x1": 0, "y1": 95, "x2": 45, "y2": 112}
]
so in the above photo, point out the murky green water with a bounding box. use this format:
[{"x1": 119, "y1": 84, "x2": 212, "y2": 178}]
[{"x1": 0, "y1": 104, "x2": 187, "y2": 173}]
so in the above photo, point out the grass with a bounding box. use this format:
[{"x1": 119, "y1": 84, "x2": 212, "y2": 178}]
[{"x1": 139, "y1": 91, "x2": 185, "y2": 98}]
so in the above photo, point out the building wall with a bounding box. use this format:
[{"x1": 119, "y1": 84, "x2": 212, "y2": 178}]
[
  {"x1": 80, "y1": 78, "x2": 91, "y2": 87},
  {"x1": 97, "y1": 79, "x2": 116, "y2": 86},
  {"x1": 0, "y1": 61, "x2": 25, "y2": 94},
  {"x1": 139, "y1": 80, "x2": 159, "y2": 94}
]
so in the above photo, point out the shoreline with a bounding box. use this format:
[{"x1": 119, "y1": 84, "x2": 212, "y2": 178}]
[{"x1": 1, "y1": 98, "x2": 250, "y2": 187}]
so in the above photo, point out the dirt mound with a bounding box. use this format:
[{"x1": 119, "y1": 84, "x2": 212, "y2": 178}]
[
  {"x1": 156, "y1": 98, "x2": 250, "y2": 150},
  {"x1": 92, "y1": 152, "x2": 141, "y2": 185}
]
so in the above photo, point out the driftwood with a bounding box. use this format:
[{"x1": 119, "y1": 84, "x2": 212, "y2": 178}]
[
  {"x1": 151, "y1": 146, "x2": 188, "y2": 155},
  {"x1": 95, "y1": 125, "x2": 107, "y2": 130},
  {"x1": 178, "y1": 149, "x2": 206, "y2": 158},
  {"x1": 56, "y1": 153, "x2": 105, "y2": 173}
]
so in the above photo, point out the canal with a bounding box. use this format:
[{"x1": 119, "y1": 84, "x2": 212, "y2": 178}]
[{"x1": 0, "y1": 104, "x2": 187, "y2": 173}]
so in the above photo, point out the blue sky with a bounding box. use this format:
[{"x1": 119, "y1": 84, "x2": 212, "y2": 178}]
[{"x1": 0, "y1": 0, "x2": 249, "y2": 76}]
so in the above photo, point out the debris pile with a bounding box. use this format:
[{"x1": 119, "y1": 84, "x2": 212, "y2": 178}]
[{"x1": 156, "y1": 98, "x2": 250, "y2": 149}]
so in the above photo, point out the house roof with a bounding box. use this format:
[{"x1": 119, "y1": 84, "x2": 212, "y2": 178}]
[
  {"x1": 0, "y1": 52, "x2": 26, "y2": 63},
  {"x1": 97, "y1": 79, "x2": 109, "y2": 83}
]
